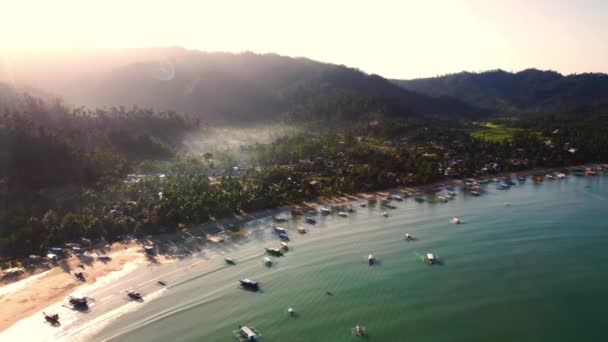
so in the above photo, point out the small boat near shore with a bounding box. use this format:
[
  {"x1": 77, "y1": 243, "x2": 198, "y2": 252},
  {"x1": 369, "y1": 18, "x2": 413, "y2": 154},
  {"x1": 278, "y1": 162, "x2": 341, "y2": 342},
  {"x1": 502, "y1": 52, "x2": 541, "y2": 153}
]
[
  {"x1": 384, "y1": 203, "x2": 397, "y2": 209},
  {"x1": 297, "y1": 226, "x2": 306, "y2": 234},
  {"x1": 338, "y1": 211, "x2": 348, "y2": 217},
  {"x1": 280, "y1": 241, "x2": 289, "y2": 251},
  {"x1": 424, "y1": 253, "x2": 437, "y2": 265},
  {"x1": 451, "y1": 217, "x2": 462, "y2": 224},
  {"x1": 263, "y1": 257, "x2": 272, "y2": 266},
  {"x1": 126, "y1": 289, "x2": 143, "y2": 300},
  {"x1": 368, "y1": 254, "x2": 375, "y2": 265},
  {"x1": 381, "y1": 211, "x2": 389, "y2": 217},
  {"x1": 265, "y1": 247, "x2": 284, "y2": 256},
  {"x1": 225, "y1": 257, "x2": 236, "y2": 264},
  {"x1": 239, "y1": 279, "x2": 260, "y2": 291},
  {"x1": 305, "y1": 217, "x2": 316, "y2": 224},
  {"x1": 404, "y1": 233, "x2": 415, "y2": 241},
  {"x1": 233, "y1": 325, "x2": 261, "y2": 341},
  {"x1": 278, "y1": 232, "x2": 290, "y2": 241},
  {"x1": 43, "y1": 312, "x2": 60, "y2": 326},
  {"x1": 470, "y1": 191, "x2": 481, "y2": 196},
  {"x1": 288, "y1": 307, "x2": 295, "y2": 316},
  {"x1": 321, "y1": 208, "x2": 332, "y2": 215},
  {"x1": 273, "y1": 226, "x2": 286, "y2": 234},
  {"x1": 352, "y1": 325, "x2": 367, "y2": 336}
]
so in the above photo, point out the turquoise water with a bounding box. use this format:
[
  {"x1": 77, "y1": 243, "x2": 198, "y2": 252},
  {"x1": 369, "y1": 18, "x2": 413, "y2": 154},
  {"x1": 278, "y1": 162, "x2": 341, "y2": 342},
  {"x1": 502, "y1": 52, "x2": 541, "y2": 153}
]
[{"x1": 96, "y1": 174, "x2": 608, "y2": 341}]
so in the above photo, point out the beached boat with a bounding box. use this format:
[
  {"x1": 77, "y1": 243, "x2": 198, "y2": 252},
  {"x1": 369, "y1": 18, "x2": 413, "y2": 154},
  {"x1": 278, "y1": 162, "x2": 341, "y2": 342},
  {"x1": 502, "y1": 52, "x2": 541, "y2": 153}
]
[
  {"x1": 368, "y1": 254, "x2": 375, "y2": 265},
  {"x1": 263, "y1": 257, "x2": 272, "y2": 266},
  {"x1": 67, "y1": 296, "x2": 89, "y2": 309},
  {"x1": 451, "y1": 217, "x2": 462, "y2": 224},
  {"x1": 477, "y1": 178, "x2": 490, "y2": 184},
  {"x1": 233, "y1": 325, "x2": 261, "y2": 341},
  {"x1": 305, "y1": 217, "x2": 317, "y2": 224},
  {"x1": 545, "y1": 174, "x2": 555, "y2": 180},
  {"x1": 359, "y1": 202, "x2": 367, "y2": 207},
  {"x1": 43, "y1": 312, "x2": 60, "y2": 326},
  {"x1": 297, "y1": 226, "x2": 306, "y2": 234},
  {"x1": 307, "y1": 209, "x2": 318, "y2": 215},
  {"x1": 126, "y1": 289, "x2": 143, "y2": 300},
  {"x1": 346, "y1": 207, "x2": 356, "y2": 213},
  {"x1": 225, "y1": 257, "x2": 236, "y2": 264},
  {"x1": 239, "y1": 279, "x2": 260, "y2": 290},
  {"x1": 497, "y1": 183, "x2": 510, "y2": 190},
  {"x1": 425, "y1": 253, "x2": 437, "y2": 264},
  {"x1": 352, "y1": 325, "x2": 367, "y2": 336},
  {"x1": 265, "y1": 247, "x2": 284, "y2": 256}
]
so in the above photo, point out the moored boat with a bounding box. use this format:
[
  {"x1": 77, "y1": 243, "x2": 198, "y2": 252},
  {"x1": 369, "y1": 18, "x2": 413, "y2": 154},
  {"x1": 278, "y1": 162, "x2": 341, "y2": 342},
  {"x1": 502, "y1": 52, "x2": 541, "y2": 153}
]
[
  {"x1": 414, "y1": 196, "x2": 425, "y2": 203},
  {"x1": 239, "y1": 279, "x2": 260, "y2": 290},
  {"x1": 263, "y1": 257, "x2": 272, "y2": 266},
  {"x1": 352, "y1": 325, "x2": 367, "y2": 336},
  {"x1": 43, "y1": 312, "x2": 60, "y2": 326},
  {"x1": 288, "y1": 307, "x2": 295, "y2": 316},
  {"x1": 381, "y1": 211, "x2": 389, "y2": 217},
  {"x1": 278, "y1": 232, "x2": 290, "y2": 241},
  {"x1": 273, "y1": 215, "x2": 288, "y2": 222},
  {"x1": 234, "y1": 325, "x2": 261, "y2": 341},
  {"x1": 338, "y1": 211, "x2": 348, "y2": 217},
  {"x1": 273, "y1": 226, "x2": 286, "y2": 234},
  {"x1": 470, "y1": 190, "x2": 481, "y2": 196},
  {"x1": 280, "y1": 241, "x2": 289, "y2": 250},
  {"x1": 586, "y1": 169, "x2": 597, "y2": 176},
  {"x1": 265, "y1": 247, "x2": 284, "y2": 256},
  {"x1": 305, "y1": 217, "x2": 317, "y2": 224},
  {"x1": 368, "y1": 254, "x2": 375, "y2": 265},
  {"x1": 451, "y1": 217, "x2": 462, "y2": 224},
  {"x1": 320, "y1": 208, "x2": 332, "y2": 215},
  {"x1": 425, "y1": 253, "x2": 437, "y2": 264}
]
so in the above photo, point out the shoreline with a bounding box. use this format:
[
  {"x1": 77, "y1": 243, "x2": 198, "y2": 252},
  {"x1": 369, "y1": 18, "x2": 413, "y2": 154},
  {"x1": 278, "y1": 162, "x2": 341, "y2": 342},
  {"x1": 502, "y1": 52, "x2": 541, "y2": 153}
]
[{"x1": 0, "y1": 163, "x2": 603, "y2": 336}]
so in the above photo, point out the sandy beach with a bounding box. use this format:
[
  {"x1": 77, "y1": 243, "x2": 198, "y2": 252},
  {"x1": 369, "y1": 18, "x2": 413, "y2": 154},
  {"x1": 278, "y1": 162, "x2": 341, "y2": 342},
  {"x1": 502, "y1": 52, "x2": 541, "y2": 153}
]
[{"x1": 0, "y1": 163, "x2": 602, "y2": 339}]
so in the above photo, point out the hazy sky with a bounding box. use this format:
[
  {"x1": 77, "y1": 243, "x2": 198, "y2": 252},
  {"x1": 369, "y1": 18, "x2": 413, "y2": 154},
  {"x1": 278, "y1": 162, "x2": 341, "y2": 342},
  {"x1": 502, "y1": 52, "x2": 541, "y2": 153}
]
[{"x1": 2, "y1": 0, "x2": 607, "y2": 78}]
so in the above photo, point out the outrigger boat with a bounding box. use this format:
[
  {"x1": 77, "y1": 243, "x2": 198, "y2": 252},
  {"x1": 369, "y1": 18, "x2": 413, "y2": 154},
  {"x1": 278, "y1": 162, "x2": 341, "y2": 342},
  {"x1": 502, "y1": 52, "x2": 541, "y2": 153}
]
[
  {"x1": 225, "y1": 257, "x2": 236, "y2": 265},
  {"x1": 297, "y1": 226, "x2": 306, "y2": 234},
  {"x1": 352, "y1": 325, "x2": 367, "y2": 336},
  {"x1": 368, "y1": 254, "x2": 375, "y2": 265},
  {"x1": 43, "y1": 312, "x2": 60, "y2": 326},
  {"x1": 265, "y1": 247, "x2": 284, "y2": 256},
  {"x1": 305, "y1": 217, "x2": 317, "y2": 224},
  {"x1": 233, "y1": 325, "x2": 261, "y2": 341},
  {"x1": 263, "y1": 257, "x2": 272, "y2": 266},
  {"x1": 126, "y1": 289, "x2": 143, "y2": 300},
  {"x1": 239, "y1": 279, "x2": 260, "y2": 291}
]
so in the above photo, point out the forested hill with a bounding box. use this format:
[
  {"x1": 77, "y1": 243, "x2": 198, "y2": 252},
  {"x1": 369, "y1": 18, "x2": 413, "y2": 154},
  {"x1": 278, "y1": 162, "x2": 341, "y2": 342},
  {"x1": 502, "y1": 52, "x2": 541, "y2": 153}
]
[
  {"x1": 392, "y1": 69, "x2": 608, "y2": 113},
  {"x1": 1, "y1": 48, "x2": 484, "y2": 122}
]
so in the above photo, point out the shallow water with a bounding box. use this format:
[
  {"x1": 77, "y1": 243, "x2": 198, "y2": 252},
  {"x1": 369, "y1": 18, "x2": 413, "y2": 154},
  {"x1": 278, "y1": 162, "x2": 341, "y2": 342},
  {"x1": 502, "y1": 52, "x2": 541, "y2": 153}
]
[{"x1": 94, "y1": 174, "x2": 608, "y2": 342}]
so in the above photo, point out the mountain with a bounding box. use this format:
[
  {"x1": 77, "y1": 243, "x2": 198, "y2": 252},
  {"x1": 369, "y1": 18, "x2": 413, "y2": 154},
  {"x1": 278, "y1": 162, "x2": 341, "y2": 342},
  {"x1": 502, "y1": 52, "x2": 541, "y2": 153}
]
[
  {"x1": 393, "y1": 69, "x2": 608, "y2": 113},
  {"x1": 1, "y1": 47, "x2": 484, "y2": 122}
]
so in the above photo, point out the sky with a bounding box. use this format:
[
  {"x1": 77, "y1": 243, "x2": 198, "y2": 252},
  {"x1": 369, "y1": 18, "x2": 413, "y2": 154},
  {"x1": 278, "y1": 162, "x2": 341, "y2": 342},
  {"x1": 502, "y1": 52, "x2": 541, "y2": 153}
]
[{"x1": 1, "y1": 0, "x2": 607, "y2": 79}]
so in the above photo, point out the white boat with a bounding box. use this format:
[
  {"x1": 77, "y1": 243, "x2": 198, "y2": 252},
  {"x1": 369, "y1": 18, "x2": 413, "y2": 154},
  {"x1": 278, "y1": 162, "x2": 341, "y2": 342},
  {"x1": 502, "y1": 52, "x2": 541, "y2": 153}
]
[
  {"x1": 381, "y1": 211, "x2": 389, "y2": 217},
  {"x1": 297, "y1": 226, "x2": 306, "y2": 234},
  {"x1": 321, "y1": 208, "x2": 332, "y2": 215},
  {"x1": 391, "y1": 195, "x2": 404, "y2": 201},
  {"x1": 437, "y1": 196, "x2": 448, "y2": 203},
  {"x1": 470, "y1": 191, "x2": 481, "y2": 196},
  {"x1": 352, "y1": 325, "x2": 367, "y2": 336},
  {"x1": 280, "y1": 241, "x2": 289, "y2": 250},
  {"x1": 225, "y1": 257, "x2": 236, "y2": 264},
  {"x1": 234, "y1": 325, "x2": 261, "y2": 341},
  {"x1": 368, "y1": 254, "x2": 375, "y2": 265},
  {"x1": 338, "y1": 211, "x2": 348, "y2": 217},
  {"x1": 425, "y1": 253, "x2": 437, "y2": 264},
  {"x1": 404, "y1": 233, "x2": 414, "y2": 241},
  {"x1": 557, "y1": 173, "x2": 566, "y2": 179},
  {"x1": 263, "y1": 257, "x2": 272, "y2": 266},
  {"x1": 451, "y1": 217, "x2": 462, "y2": 224},
  {"x1": 288, "y1": 307, "x2": 295, "y2": 316}
]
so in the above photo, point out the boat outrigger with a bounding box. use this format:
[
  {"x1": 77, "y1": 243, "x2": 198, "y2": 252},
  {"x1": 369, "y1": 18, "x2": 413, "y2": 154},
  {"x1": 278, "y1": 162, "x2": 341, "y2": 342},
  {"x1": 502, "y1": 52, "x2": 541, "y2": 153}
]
[
  {"x1": 233, "y1": 325, "x2": 261, "y2": 341},
  {"x1": 239, "y1": 279, "x2": 260, "y2": 291},
  {"x1": 352, "y1": 325, "x2": 367, "y2": 336},
  {"x1": 265, "y1": 247, "x2": 284, "y2": 256},
  {"x1": 368, "y1": 254, "x2": 375, "y2": 265},
  {"x1": 126, "y1": 289, "x2": 143, "y2": 300},
  {"x1": 43, "y1": 312, "x2": 60, "y2": 326}
]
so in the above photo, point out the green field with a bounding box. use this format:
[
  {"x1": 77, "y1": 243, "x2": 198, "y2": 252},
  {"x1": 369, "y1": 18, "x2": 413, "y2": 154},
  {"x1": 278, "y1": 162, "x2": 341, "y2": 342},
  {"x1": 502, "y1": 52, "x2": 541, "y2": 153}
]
[{"x1": 471, "y1": 122, "x2": 523, "y2": 142}]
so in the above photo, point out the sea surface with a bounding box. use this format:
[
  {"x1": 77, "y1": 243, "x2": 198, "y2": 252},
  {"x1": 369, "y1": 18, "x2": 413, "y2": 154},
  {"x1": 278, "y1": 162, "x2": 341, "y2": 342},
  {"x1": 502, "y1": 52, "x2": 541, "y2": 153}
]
[{"x1": 93, "y1": 174, "x2": 608, "y2": 342}]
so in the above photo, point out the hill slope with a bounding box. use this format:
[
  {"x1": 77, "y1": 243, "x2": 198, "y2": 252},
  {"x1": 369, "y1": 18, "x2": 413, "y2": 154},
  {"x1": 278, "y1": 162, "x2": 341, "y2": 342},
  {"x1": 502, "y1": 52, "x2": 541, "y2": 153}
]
[
  {"x1": 1, "y1": 48, "x2": 484, "y2": 122},
  {"x1": 393, "y1": 69, "x2": 608, "y2": 113}
]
